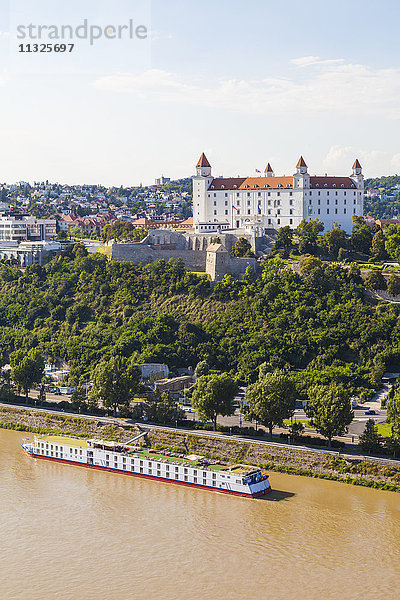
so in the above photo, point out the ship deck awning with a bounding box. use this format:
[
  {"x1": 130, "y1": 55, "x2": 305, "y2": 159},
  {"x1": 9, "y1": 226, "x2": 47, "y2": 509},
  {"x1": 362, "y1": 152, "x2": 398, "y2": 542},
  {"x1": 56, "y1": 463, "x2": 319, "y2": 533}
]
[{"x1": 35, "y1": 435, "x2": 88, "y2": 448}]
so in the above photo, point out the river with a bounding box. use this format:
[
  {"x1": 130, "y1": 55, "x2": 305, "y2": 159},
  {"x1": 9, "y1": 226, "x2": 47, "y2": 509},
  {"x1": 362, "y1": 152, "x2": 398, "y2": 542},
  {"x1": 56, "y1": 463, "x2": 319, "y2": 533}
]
[{"x1": 0, "y1": 428, "x2": 399, "y2": 600}]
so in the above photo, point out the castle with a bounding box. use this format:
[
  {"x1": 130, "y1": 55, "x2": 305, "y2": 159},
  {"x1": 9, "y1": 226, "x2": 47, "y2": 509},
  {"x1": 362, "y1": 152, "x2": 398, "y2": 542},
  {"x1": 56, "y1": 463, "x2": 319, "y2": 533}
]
[{"x1": 193, "y1": 154, "x2": 364, "y2": 235}]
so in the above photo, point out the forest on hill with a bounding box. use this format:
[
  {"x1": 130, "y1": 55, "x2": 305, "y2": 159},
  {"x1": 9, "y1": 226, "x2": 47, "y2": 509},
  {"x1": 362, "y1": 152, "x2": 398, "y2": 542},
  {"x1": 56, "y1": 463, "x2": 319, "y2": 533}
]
[{"x1": 0, "y1": 243, "x2": 398, "y2": 401}]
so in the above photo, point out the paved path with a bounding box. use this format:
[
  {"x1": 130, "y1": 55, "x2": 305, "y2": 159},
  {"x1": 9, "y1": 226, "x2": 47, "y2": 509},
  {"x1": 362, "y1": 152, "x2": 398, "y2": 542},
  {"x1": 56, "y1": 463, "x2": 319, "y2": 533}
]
[{"x1": 2, "y1": 400, "x2": 400, "y2": 468}]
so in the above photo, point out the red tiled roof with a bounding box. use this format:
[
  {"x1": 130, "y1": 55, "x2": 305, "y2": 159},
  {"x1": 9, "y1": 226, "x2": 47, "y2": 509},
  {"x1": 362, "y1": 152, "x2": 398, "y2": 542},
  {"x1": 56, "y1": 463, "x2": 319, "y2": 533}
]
[
  {"x1": 196, "y1": 153, "x2": 211, "y2": 168},
  {"x1": 296, "y1": 156, "x2": 307, "y2": 168},
  {"x1": 310, "y1": 176, "x2": 356, "y2": 189},
  {"x1": 209, "y1": 178, "x2": 246, "y2": 190},
  {"x1": 209, "y1": 177, "x2": 292, "y2": 190}
]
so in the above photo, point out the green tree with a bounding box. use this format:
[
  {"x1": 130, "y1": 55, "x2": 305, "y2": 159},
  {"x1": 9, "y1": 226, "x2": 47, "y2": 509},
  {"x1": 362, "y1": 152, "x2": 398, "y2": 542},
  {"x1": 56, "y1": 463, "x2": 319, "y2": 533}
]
[
  {"x1": 359, "y1": 418, "x2": 381, "y2": 454},
  {"x1": 90, "y1": 356, "x2": 141, "y2": 416},
  {"x1": 306, "y1": 383, "x2": 353, "y2": 447},
  {"x1": 275, "y1": 226, "x2": 293, "y2": 257},
  {"x1": 322, "y1": 224, "x2": 348, "y2": 259},
  {"x1": 245, "y1": 370, "x2": 296, "y2": 440},
  {"x1": 350, "y1": 216, "x2": 372, "y2": 254},
  {"x1": 385, "y1": 224, "x2": 400, "y2": 263},
  {"x1": 71, "y1": 384, "x2": 87, "y2": 412},
  {"x1": 195, "y1": 360, "x2": 210, "y2": 378},
  {"x1": 38, "y1": 385, "x2": 46, "y2": 405},
  {"x1": 10, "y1": 349, "x2": 44, "y2": 402},
  {"x1": 387, "y1": 388, "x2": 400, "y2": 449},
  {"x1": 297, "y1": 219, "x2": 324, "y2": 254},
  {"x1": 371, "y1": 229, "x2": 387, "y2": 260},
  {"x1": 230, "y1": 237, "x2": 255, "y2": 258},
  {"x1": 387, "y1": 275, "x2": 400, "y2": 296},
  {"x1": 364, "y1": 270, "x2": 386, "y2": 290},
  {"x1": 192, "y1": 373, "x2": 238, "y2": 430}
]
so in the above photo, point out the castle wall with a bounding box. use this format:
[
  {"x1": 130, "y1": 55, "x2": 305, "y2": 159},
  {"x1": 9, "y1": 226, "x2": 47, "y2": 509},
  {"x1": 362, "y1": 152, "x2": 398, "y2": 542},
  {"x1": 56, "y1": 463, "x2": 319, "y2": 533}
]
[{"x1": 110, "y1": 242, "x2": 207, "y2": 271}]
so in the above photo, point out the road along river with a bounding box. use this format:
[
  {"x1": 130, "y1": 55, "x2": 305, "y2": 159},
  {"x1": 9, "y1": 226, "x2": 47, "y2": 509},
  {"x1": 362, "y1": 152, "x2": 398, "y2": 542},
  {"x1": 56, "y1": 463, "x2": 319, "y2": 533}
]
[{"x1": 1, "y1": 428, "x2": 399, "y2": 600}]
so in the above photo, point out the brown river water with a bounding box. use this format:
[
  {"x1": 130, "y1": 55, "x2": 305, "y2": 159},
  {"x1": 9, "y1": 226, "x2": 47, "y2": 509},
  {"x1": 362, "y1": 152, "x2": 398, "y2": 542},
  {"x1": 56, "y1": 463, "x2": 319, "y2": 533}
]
[{"x1": 1, "y1": 428, "x2": 400, "y2": 600}]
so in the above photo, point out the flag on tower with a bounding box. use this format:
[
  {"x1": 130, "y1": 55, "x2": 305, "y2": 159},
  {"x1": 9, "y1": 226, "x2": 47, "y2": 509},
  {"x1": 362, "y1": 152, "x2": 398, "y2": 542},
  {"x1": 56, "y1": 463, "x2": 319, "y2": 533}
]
[
  {"x1": 232, "y1": 205, "x2": 237, "y2": 210},
  {"x1": 255, "y1": 169, "x2": 261, "y2": 173}
]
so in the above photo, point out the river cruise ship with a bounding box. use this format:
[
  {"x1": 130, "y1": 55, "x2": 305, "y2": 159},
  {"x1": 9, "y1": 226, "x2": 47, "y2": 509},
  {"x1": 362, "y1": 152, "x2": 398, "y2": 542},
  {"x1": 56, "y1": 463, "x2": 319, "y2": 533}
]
[{"x1": 22, "y1": 435, "x2": 271, "y2": 498}]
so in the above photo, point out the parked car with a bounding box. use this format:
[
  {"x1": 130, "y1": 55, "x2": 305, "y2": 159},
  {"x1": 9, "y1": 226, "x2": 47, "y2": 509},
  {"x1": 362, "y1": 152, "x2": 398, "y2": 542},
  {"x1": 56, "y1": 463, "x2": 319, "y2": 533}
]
[{"x1": 365, "y1": 409, "x2": 377, "y2": 415}]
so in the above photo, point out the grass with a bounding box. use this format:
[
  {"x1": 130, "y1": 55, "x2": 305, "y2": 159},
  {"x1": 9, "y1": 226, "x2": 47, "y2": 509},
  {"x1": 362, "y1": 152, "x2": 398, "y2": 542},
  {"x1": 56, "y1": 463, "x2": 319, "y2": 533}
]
[
  {"x1": 283, "y1": 419, "x2": 312, "y2": 427},
  {"x1": 376, "y1": 422, "x2": 392, "y2": 437}
]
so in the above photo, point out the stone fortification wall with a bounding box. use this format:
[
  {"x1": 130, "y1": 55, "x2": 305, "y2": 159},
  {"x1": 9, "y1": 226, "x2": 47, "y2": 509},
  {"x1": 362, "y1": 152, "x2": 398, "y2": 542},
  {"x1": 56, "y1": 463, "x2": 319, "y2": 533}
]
[{"x1": 109, "y1": 242, "x2": 207, "y2": 272}]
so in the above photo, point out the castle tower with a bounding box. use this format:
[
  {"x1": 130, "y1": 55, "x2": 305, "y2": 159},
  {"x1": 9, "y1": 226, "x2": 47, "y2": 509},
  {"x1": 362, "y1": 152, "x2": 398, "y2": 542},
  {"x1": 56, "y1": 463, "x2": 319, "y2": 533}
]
[
  {"x1": 196, "y1": 152, "x2": 212, "y2": 177},
  {"x1": 193, "y1": 153, "x2": 213, "y2": 226},
  {"x1": 264, "y1": 163, "x2": 274, "y2": 177},
  {"x1": 351, "y1": 158, "x2": 364, "y2": 197},
  {"x1": 293, "y1": 156, "x2": 310, "y2": 190}
]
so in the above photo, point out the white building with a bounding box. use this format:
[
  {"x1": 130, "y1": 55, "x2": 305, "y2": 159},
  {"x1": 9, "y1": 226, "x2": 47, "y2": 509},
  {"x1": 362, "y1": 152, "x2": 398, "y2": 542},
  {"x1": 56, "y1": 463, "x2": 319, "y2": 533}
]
[
  {"x1": 0, "y1": 215, "x2": 56, "y2": 242},
  {"x1": 193, "y1": 154, "x2": 364, "y2": 235}
]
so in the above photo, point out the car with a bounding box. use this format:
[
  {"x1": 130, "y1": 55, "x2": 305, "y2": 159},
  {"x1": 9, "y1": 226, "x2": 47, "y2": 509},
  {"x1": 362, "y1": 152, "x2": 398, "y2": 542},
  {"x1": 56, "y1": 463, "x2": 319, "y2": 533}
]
[{"x1": 365, "y1": 409, "x2": 377, "y2": 415}]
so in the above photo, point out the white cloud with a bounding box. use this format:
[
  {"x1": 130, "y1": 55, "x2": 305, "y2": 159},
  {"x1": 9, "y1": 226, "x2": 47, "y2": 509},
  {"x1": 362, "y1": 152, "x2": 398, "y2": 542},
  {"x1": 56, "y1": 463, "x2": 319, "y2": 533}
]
[
  {"x1": 390, "y1": 153, "x2": 400, "y2": 173},
  {"x1": 93, "y1": 59, "x2": 400, "y2": 120},
  {"x1": 291, "y1": 56, "x2": 345, "y2": 68},
  {"x1": 323, "y1": 145, "x2": 389, "y2": 175}
]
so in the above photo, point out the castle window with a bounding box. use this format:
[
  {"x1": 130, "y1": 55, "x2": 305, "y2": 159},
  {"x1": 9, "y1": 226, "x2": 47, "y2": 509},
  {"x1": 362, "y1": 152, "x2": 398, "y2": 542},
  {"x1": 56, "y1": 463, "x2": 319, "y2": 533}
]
[
  {"x1": 225, "y1": 193, "x2": 228, "y2": 197},
  {"x1": 277, "y1": 218, "x2": 280, "y2": 224},
  {"x1": 353, "y1": 208, "x2": 356, "y2": 214},
  {"x1": 244, "y1": 185, "x2": 249, "y2": 189},
  {"x1": 344, "y1": 199, "x2": 346, "y2": 205},
  {"x1": 316, "y1": 183, "x2": 319, "y2": 187},
  {"x1": 277, "y1": 209, "x2": 281, "y2": 215},
  {"x1": 247, "y1": 200, "x2": 250, "y2": 206},
  {"x1": 277, "y1": 184, "x2": 282, "y2": 188},
  {"x1": 237, "y1": 193, "x2": 239, "y2": 197},
  {"x1": 268, "y1": 192, "x2": 271, "y2": 196},
  {"x1": 268, "y1": 209, "x2": 271, "y2": 215},
  {"x1": 335, "y1": 191, "x2": 338, "y2": 196},
  {"x1": 289, "y1": 218, "x2": 293, "y2": 224},
  {"x1": 211, "y1": 185, "x2": 215, "y2": 189},
  {"x1": 344, "y1": 191, "x2": 346, "y2": 196},
  {"x1": 221, "y1": 185, "x2": 224, "y2": 189},
  {"x1": 318, "y1": 199, "x2": 320, "y2": 205},
  {"x1": 258, "y1": 192, "x2": 261, "y2": 197},
  {"x1": 247, "y1": 192, "x2": 250, "y2": 197},
  {"x1": 214, "y1": 210, "x2": 217, "y2": 215},
  {"x1": 341, "y1": 184, "x2": 344, "y2": 187},
  {"x1": 335, "y1": 199, "x2": 338, "y2": 205},
  {"x1": 264, "y1": 184, "x2": 269, "y2": 188},
  {"x1": 225, "y1": 200, "x2": 228, "y2": 206},
  {"x1": 286, "y1": 184, "x2": 290, "y2": 188},
  {"x1": 353, "y1": 199, "x2": 356, "y2": 205},
  {"x1": 327, "y1": 208, "x2": 330, "y2": 214},
  {"x1": 344, "y1": 208, "x2": 347, "y2": 214},
  {"x1": 327, "y1": 199, "x2": 329, "y2": 205},
  {"x1": 214, "y1": 201, "x2": 216, "y2": 206},
  {"x1": 335, "y1": 208, "x2": 338, "y2": 214},
  {"x1": 268, "y1": 218, "x2": 272, "y2": 224},
  {"x1": 289, "y1": 199, "x2": 293, "y2": 206},
  {"x1": 233, "y1": 185, "x2": 237, "y2": 189},
  {"x1": 253, "y1": 185, "x2": 257, "y2": 189},
  {"x1": 248, "y1": 209, "x2": 251, "y2": 215},
  {"x1": 318, "y1": 191, "x2": 320, "y2": 196},
  {"x1": 324, "y1": 183, "x2": 328, "y2": 187},
  {"x1": 214, "y1": 193, "x2": 216, "y2": 197},
  {"x1": 225, "y1": 210, "x2": 228, "y2": 215},
  {"x1": 290, "y1": 209, "x2": 293, "y2": 215},
  {"x1": 277, "y1": 192, "x2": 280, "y2": 197},
  {"x1": 318, "y1": 209, "x2": 320, "y2": 215},
  {"x1": 309, "y1": 199, "x2": 312, "y2": 205},
  {"x1": 333, "y1": 184, "x2": 336, "y2": 187},
  {"x1": 289, "y1": 192, "x2": 293, "y2": 196}
]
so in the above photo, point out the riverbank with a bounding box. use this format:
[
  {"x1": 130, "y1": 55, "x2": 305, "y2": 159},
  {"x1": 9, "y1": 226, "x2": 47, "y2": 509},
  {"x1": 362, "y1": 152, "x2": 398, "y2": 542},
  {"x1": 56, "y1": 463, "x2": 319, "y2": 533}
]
[{"x1": 2, "y1": 404, "x2": 400, "y2": 493}]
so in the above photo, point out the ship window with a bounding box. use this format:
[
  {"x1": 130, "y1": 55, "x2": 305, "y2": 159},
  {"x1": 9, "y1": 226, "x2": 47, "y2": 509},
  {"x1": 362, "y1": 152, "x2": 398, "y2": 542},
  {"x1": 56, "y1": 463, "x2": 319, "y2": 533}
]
[
  {"x1": 184, "y1": 468, "x2": 188, "y2": 473},
  {"x1": 51, "y1": 445, "x2": 53, "y2": 450},
  {"x1": 212, "y1": 481, "x2": 216, "y2": 486},
  {"x1": 212, "y1": 473, "x2": 216, "y2": 479},
  {"x1": 236, "y1": 479, "x2": 241, "y2": 484},
  {"x1": 148, "y1": 469, "x2": 152, "y2": 474},
  {"x1": 140, "y1": 467, "x2": 143, "y2": 473},
  {"x1": 123, "y1": 457, "x2": 126, "y2": 462},
  {"x1": 175, "y1": 466, "x2": 179, "y2": 472},
  {"x1": 194, "y1": 477, "x2": 197, "y2": 483},
  {"x1": 140, "y1": 460, "x2": 143, "y2": 465},
  {"x1": 184, "y1": 476, "x2": 188, "y2": 481}
]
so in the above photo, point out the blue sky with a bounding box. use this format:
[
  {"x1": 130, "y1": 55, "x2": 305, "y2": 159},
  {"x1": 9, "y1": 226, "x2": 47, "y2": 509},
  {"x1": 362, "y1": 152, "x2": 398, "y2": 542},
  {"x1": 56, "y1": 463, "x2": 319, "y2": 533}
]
[{"x1": 0, "y1": 0, "x2": 399, "y2": 185}]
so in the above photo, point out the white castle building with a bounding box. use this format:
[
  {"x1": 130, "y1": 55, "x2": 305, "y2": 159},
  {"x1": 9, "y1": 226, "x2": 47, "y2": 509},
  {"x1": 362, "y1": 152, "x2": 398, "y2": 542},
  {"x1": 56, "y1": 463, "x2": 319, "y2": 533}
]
[{"x1": 193, "y1": 154, "x2": 364, "y2": 235}]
